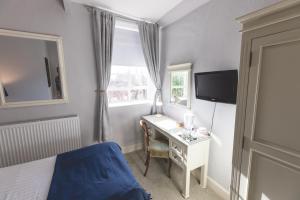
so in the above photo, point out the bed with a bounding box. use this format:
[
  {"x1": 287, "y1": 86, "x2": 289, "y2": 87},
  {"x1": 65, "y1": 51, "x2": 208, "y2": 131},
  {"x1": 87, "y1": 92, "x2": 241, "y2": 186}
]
[{"x1": 0, "y1": 142, "x2": 150, "y2": 200}]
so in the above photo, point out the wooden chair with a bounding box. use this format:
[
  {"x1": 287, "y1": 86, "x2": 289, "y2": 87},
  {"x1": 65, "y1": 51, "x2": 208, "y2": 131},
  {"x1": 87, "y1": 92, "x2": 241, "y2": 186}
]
[{"x1": 140, "y1": 120, "x2": 172, "y2": 177}]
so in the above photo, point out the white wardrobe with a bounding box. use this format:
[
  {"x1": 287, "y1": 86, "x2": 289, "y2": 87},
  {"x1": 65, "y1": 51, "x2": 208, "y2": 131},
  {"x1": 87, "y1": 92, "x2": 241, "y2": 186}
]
[{"x1": 231, "y1": 1, "x2": 300, "y2": 200}]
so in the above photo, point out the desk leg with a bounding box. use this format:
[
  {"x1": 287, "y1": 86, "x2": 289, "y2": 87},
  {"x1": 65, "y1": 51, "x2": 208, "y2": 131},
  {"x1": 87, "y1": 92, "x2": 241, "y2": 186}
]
[
  {"x1": 182, "y1": 168, "x2": 190, "y2": 198},
  {"x1": 201, "y1": 146, "x2": 209, "y2": 188},
  {"x1": 200, "y1": 164, "x2": 208, "y2": 188}
]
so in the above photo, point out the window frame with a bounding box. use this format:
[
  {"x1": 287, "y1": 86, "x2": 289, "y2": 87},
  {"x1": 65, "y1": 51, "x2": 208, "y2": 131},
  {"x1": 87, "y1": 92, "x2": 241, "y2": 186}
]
[{"x1": 168, "y1": 63, "x2": 192, "y2": 109}]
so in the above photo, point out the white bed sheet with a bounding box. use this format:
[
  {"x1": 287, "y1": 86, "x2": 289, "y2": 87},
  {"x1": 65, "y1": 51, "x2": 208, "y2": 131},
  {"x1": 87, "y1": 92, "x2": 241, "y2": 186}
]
[{"x1": 0, "y1": 156, "x2": 56, "y2": 200}]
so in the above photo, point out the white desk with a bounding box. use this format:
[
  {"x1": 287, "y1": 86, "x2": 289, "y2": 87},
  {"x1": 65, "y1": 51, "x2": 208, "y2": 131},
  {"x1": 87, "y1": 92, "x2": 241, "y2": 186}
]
[{"x1": 142, "y1": 114, "x2": 210, "y2": 198}]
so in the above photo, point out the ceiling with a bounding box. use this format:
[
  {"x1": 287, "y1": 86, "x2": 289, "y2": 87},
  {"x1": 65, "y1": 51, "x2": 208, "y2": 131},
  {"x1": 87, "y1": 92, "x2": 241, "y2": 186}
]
[
  {"x1": 70, "y1": 0, "x2": 210, "y2": 26},
  {"x1": 72, "y1": 0, "x2": 183, "y2": 22},
  {"x1": 158, "y1": 0, "x2": 211, "y2": 27}
]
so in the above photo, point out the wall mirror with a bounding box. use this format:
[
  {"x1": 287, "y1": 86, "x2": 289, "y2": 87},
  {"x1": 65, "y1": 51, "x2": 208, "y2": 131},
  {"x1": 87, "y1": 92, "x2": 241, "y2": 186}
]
[
  {"x1": 168, "y1": 63, "x2": 192, "y2": 108},
  {"x1": 0, "y1": 29, "x2": 68, "y2": 108}
]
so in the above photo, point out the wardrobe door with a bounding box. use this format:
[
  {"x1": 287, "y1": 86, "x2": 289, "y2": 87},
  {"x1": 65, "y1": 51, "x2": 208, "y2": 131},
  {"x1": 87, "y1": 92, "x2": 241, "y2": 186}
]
[{"x1": 241, "y1": 27, "x2": 300, "y2": 200}]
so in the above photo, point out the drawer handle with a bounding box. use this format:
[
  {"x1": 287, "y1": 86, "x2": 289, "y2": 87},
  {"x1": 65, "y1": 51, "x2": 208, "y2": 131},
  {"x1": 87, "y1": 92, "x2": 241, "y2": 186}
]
[
  {"x1": 171, "y1": 154, "x2": 184, "y2": 166},
  {"x1": 170, "y1": 147, "x2": 181, "y2": 154},
  {"x1": 174, "y1": 145, "x2": 181, "y2": 151},
  {"x1": 171, "y1": 149, "x2": 183, "y2": 160}
]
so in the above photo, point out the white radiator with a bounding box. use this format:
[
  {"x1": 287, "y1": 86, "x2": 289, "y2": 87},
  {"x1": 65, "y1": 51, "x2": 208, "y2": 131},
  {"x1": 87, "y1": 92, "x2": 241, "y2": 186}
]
[{"x1": 0, "y1": 116, "x2": 82, "y2": 168}]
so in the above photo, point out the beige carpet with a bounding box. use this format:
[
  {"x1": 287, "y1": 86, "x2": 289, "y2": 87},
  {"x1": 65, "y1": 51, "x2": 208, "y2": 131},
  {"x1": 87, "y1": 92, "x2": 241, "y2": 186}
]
[{"x1": 125, "y1": 151, "x2": 222, "y2": 200}]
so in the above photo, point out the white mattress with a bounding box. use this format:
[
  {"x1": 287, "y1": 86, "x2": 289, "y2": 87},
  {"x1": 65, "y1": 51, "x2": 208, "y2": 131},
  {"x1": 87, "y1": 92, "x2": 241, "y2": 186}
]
[{"x1": 0, "y1": 156, "x2": 56, "y2": 200}]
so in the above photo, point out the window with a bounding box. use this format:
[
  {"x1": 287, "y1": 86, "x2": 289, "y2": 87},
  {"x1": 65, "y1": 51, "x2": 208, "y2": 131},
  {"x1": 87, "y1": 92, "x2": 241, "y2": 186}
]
[
  {"x1": 168, "y1": 63, "x2": 192, "y2": 108},
  {"x1": 108, "y1": 20, "x2": 154, "y2": 106}
]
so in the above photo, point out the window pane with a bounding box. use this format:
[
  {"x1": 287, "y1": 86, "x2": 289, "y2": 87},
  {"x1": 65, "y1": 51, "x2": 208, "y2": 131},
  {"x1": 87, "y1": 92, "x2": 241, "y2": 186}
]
[
  {"x1": 108, "y1": 90, "x2": 129, "y2": 104},
  {"x1": 129, "y1": 67, "x2": 148, "y2": 87},
  {"x1": 130, "y1": 89, "x2": 147, "y2": 101},
  {"x1": 109, "y1": 67, "x2": 129, "y2": 88},
  {"x1": 172, "y1": 88, "x2": 184, "y2": 97},
  {"x1": 108, "y1": 65, "x2": 152, "y2": 105}
]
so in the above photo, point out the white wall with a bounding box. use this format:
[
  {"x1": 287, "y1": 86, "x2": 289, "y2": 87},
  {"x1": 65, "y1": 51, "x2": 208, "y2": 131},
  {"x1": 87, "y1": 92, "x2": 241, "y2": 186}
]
[{"x1": 160, "y1": 0, "x2": 281, "y2": 190}]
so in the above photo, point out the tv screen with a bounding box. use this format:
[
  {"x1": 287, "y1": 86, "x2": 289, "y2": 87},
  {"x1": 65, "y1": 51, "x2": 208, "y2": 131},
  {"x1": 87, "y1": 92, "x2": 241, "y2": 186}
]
[{"x1": 195, "y1": 70, "x2": 238, "y2": 104}]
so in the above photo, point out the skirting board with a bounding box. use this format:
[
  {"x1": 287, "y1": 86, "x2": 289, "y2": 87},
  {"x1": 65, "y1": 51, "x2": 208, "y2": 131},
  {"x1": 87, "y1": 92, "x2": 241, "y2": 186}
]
[
  {"x1": 122, "y1": 143, "x2": 143, "y2": 154},
  {"x1": 207, "y1": 176, "x2": 230, "y2": 200}
]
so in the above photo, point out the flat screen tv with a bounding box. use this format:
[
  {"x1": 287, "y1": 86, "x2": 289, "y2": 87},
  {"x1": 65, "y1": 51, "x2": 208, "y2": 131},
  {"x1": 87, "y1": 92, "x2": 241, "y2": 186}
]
[{"x1": 195, "y1": 70, "x2": 238, "y2": 104}]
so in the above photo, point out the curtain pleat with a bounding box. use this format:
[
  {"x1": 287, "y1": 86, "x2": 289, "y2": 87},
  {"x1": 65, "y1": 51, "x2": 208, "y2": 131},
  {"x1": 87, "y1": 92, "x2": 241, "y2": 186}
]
[
  {"x1": 138, "y1": 22, "x2": 162, "y2": 114},
  {"x1": 92, "y1": 8, "x2": 115, "y2": 142}
]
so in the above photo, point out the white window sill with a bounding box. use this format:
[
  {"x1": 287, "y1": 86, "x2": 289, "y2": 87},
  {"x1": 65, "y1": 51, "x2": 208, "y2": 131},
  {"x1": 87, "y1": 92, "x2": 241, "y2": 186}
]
[{"x1": 108, "y1": 101, "x2": 152, "y2": 108}]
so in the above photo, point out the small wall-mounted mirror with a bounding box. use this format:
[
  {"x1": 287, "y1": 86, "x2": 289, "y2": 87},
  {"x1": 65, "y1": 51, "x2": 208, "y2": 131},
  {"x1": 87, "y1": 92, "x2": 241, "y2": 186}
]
[
  {"x1": 168, "y1": 63, "x2": 192, "y2": 108},
  {"x1": 0, "y1": 29, "x2": 68, "y2": 108}
]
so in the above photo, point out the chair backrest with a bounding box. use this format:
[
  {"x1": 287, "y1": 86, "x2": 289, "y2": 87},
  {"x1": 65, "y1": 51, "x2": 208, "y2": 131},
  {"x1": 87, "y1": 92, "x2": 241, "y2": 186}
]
[{"x1": 140, "y1": 120, "x2": 150, "y2": 150}]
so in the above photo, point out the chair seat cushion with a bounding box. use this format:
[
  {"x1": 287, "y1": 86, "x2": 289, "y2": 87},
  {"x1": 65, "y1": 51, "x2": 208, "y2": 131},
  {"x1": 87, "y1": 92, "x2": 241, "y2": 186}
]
[{"x1": 149, "y1": 139, "x2": 169, "y2": 158}]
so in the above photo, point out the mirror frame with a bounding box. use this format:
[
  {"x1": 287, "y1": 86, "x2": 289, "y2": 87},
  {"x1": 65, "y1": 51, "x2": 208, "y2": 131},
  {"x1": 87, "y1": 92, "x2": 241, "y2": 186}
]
[
  {"x1": 167, "y1": 63, "x2": 192, "y2": 109},
  {"x1": 0, "y1": 29, "x2": 68, "y2": 108}
]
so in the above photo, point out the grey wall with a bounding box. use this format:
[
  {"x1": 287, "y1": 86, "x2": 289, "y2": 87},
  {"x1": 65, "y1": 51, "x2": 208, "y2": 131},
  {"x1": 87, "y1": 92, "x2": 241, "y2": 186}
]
[
  {"x1": 0, "y1": 0, "x2": 96, "y2": 145},
  {"x1": 0, "y1": 0, "x2": 149, "y2": 148},
  {"x1": 160, "y1": 0, "x2": 280, "y2": 190},
  {"x1": 109, "y1": 104, "x2": 151, "y2": 147}
]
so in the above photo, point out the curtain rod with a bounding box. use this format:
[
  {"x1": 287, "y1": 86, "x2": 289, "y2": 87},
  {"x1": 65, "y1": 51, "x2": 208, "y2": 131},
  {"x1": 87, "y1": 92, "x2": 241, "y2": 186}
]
[{"x1": 77, "y1": 2, "x2": 155, "y2": 24}]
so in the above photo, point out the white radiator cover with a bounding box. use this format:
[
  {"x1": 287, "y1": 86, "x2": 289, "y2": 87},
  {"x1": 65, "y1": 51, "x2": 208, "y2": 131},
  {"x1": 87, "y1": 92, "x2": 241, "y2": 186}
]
[{"x1": 0, "y1": 116, "x2": 82, "y2": 168}]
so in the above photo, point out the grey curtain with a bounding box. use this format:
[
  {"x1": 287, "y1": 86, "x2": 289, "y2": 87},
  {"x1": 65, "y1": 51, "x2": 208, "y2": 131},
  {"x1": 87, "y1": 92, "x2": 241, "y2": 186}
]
[
  {"x1": 92, "y1": 8, "x2": 115, "y2": 142},
  {"x1": 138, "y1": 22, "x2": 161, "y2": 114}
]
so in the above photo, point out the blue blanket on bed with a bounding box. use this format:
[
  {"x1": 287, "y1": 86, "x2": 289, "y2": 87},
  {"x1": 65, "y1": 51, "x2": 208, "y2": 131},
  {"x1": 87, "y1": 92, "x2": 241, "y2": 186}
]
[{"x1": 47, "y1": 142, "x2": 150, "y2": 200}]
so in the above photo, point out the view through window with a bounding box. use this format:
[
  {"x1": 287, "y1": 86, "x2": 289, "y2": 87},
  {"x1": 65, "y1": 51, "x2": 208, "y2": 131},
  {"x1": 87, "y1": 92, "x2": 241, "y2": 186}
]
[
  {"x1": 108, "y1": 20, "x2": 154, "y2": 106},
  {"x1": 170, "y1": 71, "x2": 189, "y2": 106}
]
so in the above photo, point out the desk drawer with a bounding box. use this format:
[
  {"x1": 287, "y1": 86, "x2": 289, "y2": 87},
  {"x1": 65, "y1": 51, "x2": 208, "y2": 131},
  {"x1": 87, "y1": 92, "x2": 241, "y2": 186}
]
[
  {"x1": 170, "y1": 149, "x2": 185, "y2": 168},
  {"x1": 170, "y1": 140, "x2": 182, "y2": 153},
  {"x1": 170, "y1": 140, "x2": 186, "y2": 159}
]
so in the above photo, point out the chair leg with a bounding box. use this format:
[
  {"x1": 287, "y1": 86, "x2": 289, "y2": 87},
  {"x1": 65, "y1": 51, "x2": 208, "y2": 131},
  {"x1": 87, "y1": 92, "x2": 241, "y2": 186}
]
[
  {"x1": 144, "y1": 152, "x2": 151, "y2": 177},
  {"x1": 144, "y1": 148, "x2": 148, "y2": 165},
  {"x1": 168, "y1": 158, "x2": 172, "y2": 178},
  {"x1": 144, "y1": 155, "x2": 147, "y2": 165}
]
